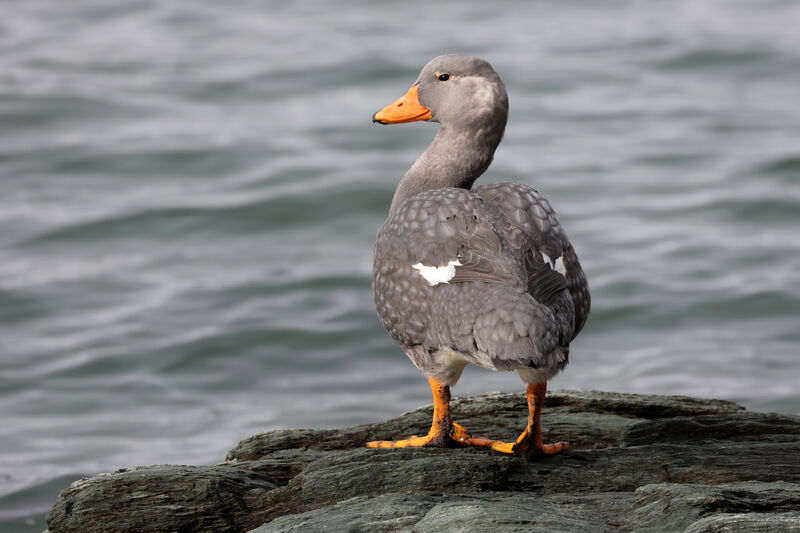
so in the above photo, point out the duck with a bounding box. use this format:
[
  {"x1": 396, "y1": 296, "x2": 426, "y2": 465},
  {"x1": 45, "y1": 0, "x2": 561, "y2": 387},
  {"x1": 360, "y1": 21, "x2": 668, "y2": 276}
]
[{"x1": 367, "y1": 54, "x2": 590, "y2": 458}]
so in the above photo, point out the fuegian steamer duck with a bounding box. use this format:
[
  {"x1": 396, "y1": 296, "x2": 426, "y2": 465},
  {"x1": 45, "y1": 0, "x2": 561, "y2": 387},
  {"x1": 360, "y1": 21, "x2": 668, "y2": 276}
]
[{"x1": 368, "y1": 55, "x2": 590, "y2": 458}]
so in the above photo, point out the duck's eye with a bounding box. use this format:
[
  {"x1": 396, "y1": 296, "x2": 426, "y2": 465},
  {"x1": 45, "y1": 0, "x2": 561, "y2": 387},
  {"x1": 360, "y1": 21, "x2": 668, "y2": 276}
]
[{"x1": 437, "y1": 73, "x2": 450, "y2": 81}]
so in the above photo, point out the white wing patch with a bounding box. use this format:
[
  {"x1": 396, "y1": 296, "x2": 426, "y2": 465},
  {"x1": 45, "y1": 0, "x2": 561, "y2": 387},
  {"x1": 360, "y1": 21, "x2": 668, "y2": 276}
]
[
  {"x1": 412, "y1": 260, "x2": 462, "y2": 286},
  {"x1": 540, "y1": 251, "x2": 567, "y2": 275}
]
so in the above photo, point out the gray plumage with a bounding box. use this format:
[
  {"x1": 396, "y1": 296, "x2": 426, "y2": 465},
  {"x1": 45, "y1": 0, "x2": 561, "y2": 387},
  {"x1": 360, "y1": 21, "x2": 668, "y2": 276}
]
[{"x1": 373, "y1": 55, "x2": 590, "y2": 387}]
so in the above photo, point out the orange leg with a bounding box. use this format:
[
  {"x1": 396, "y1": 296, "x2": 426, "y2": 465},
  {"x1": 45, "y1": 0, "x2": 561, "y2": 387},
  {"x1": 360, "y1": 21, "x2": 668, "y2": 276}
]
[
  {"x1": 367, "y1": 377, "x2": 471, "y2": 448},
  {"x1": 465, "y1": 382, "x2": 568, "y2": 458}
]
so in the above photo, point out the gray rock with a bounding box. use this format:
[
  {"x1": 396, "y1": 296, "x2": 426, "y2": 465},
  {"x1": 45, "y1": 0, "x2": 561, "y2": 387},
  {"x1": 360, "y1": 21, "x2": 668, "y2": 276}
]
[
  {"x1": 251, "y1": 491, "x2": 636, "y2": 533},
  {"x1": 45, "y1": 390, "x2": 800, "y2": 533},
  {"x1": 543, "y1": 389, "x2": 744, "y2": 419},
  {"x1": 45, "y1": 464, "x2": 280, "y2": 533},
  {"x1": 634, "y1": 482, "x2": 800, "y2": 533},
  {"x1": 226, "y1": 389, "x2": 742, "y2": 462},
  {"x1": 684, "y1": 512, "x2": 800, "y2": 533},
  {"x1": 247, "y1": 492, "x2": 444, "y2": 533},
  {"x1": 408, "y1": 492, "x2": 635, "y2": 533},
  {"x1": 623, "y1": 412, "x2": 800, "y2": 446},
  {"x1": 236, "y1": 441, "x2": 800, "y2": 527}
]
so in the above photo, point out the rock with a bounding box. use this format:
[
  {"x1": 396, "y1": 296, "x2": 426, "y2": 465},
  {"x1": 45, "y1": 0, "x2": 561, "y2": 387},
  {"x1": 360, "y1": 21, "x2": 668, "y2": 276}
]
[
  {"x1": 45, "y1": 390, "x2": 800, "y2": 533},
  {"x1": 406, "y1": 492, "x2": 634, "y2": 533},
  {"x1": 683, "y1": 512, "x2": 800, "y2": 533},
  {"x1": 251, "y1": 492, "x2": 636, "y2": 533},
  {"x1": 247, "y1": 493, "x2": 445, "y2": 533},
  {"x1": 634, "y1": 481, "x2": 800, "y2": 532},
  {"x1": 543, "y1": 389, "x2": 745, "y2": 419},
  {"x1": 622, "y1": 412, "x2": 800, "y2": 446},
  {"x1": 225, "y1": 389, "x2": 744, "y2": 462},
  {"x1": 45, "y1": 465, "x2": 280, "y2": 533}
]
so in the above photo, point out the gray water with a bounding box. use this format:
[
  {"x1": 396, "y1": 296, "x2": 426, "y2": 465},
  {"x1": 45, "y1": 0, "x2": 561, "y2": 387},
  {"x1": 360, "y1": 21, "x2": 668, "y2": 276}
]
[{"x1": 2, "y1": 0, "x2": 800, "y2": 530}]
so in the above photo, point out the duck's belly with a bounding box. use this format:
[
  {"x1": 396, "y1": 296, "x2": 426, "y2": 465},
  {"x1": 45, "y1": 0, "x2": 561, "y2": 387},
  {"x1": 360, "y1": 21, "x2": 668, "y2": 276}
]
[{"x1": 406, "y1": 345, "x2": 562, "y2": 387}]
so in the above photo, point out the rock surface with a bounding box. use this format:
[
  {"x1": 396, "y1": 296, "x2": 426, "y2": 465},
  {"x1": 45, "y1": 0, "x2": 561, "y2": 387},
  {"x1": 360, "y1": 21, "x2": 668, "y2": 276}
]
[{"x1": 46, "y1": 390, "x2": 800, "y2": 533}]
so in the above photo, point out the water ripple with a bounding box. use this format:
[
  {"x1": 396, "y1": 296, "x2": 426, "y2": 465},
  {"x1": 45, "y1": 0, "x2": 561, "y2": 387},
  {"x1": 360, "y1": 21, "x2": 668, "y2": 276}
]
[{"x1": 2, "y1": 0, "x2": 800, "y2": 529}]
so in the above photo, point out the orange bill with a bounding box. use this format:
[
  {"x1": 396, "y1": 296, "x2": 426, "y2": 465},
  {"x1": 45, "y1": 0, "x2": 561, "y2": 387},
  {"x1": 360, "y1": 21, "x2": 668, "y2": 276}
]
[{"x1": 373, "y1": 84, "x2": 432, "y2": 124}]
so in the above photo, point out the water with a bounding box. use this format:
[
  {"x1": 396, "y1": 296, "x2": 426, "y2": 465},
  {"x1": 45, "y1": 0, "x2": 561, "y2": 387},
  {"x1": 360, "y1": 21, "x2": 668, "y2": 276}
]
[{"x1": 2, "y1": 0, "x2": 800, "y2": 529}]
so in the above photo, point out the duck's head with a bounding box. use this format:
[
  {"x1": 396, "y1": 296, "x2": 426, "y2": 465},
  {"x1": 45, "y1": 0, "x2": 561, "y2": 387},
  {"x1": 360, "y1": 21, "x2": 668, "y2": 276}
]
[{"x1": 373, "y1": 54, "x2": 509, "y2": 131}]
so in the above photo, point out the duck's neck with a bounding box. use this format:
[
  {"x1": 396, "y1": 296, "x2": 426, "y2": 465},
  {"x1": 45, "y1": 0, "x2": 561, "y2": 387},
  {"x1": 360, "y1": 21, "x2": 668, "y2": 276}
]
[{"x1": 389, "y1": 122, "x2": 505, "y2": 215}]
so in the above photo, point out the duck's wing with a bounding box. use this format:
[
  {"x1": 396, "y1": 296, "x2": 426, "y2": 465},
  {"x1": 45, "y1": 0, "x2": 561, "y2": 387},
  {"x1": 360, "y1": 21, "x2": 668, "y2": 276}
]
[
  {"x1": 373, "y1": 187, "x2": 519, "y2": 352},
  {"x1": 376, "y1": 187, "x2": 520, "y2": 289},
  {"x1": 475, "y1": 182, "x2": 591, "y2": 339}
]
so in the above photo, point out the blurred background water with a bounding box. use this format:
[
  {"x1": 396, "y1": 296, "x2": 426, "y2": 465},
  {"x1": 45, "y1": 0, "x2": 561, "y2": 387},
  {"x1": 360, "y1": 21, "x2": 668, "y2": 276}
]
[{"x1": 2, "y1": 0, "x2": 800, "y2": 530}]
